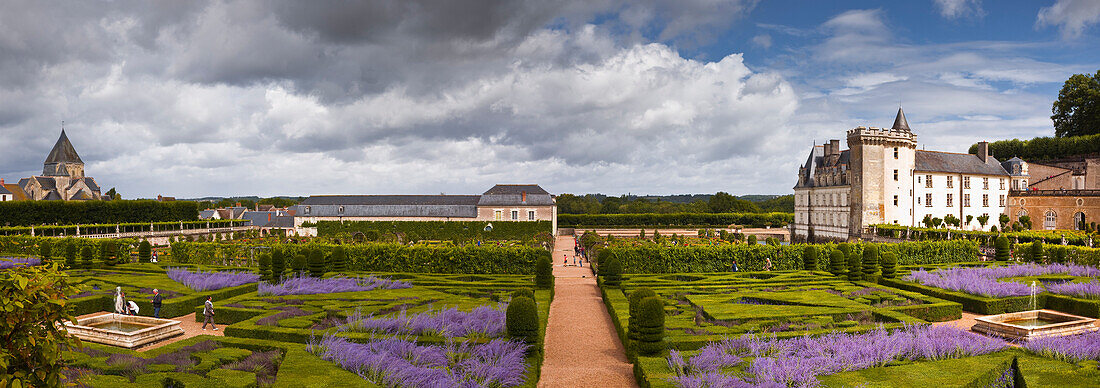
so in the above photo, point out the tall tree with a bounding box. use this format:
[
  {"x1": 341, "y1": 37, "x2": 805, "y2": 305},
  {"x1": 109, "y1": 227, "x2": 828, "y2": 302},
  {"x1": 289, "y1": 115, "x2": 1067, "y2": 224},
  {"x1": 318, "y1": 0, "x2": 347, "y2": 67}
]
[
  {"x1": 1052, "y1": 71, "x2": 1100, "y2": 138},
  {"x1": 708, "y1": 192, "x2": 760, "y2": 213}
]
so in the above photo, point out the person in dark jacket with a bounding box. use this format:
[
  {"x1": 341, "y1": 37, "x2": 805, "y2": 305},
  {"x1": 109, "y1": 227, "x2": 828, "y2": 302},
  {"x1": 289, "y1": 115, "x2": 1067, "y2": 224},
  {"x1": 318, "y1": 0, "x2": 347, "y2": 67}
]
[
  {"x1": 202, "y1": 296, "x2": 217, "y2": 331},
  {"x1": 150, "y1": 289, "x2": 163, "y2": 318}
]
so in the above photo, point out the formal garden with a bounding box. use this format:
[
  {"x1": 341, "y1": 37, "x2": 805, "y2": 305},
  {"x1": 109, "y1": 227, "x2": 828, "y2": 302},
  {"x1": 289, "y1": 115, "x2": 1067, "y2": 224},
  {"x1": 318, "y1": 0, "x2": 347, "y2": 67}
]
[
  {"x1": 590, "y1": 233, "x2": 1100, "y2": 387},
  {"x1": 0, "y1": 234, "x2": 555, "y2": 387}
]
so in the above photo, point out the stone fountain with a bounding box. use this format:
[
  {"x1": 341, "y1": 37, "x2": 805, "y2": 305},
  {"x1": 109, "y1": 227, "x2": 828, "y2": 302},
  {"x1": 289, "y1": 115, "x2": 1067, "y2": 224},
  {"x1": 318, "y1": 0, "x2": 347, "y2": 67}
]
[{"x1": 64, "y1": 313, "x2": 184, "y2": 349}]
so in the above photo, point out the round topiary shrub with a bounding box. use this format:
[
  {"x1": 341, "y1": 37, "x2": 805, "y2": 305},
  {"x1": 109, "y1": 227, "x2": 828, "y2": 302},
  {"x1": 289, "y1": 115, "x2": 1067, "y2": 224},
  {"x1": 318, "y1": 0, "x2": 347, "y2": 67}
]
[
  {"x1": 847, "y1": 249, "x2": 862, "y2": 281},
  {"x1": 829, "y1": 248, "x2": 846, "y2": 277},
  {"x1": 292, "y1": 253, "x2": 308, "y2": 276},
  {"x1": 308, "y1": 249, "x2": 326, "y2": 278},
  {"x1": 511, "y1": 288, "x2": 535, "y2": 303},
  {"x1": 601, "y1": 256, "x2": 622, "y2": 288},
  {"x1": 138, "y1": 240, "x2": 152, "y2": 263},
  {"x1": 995, "y1": 236, "x2": 1010, "y2": 261},
  {"x1": 628, "y1": 288, "x2": 657, "y2": 344},
  {"x1": 506, "y1": 296, "x2": 539, "y2": 344},
  {"x1": 271, "y1": 248, "x2": 285, "y2": 282},
  {"x1": 803, "y1": 246, "x2": 818, "y2": 271},
  {"x1": 535, "y1": 256, "x2": 553, "y2": 289},
  {"x1": 65, "y1": 241, "x2": 78, "y2": 268},
  {"x1": 862, "y1": 244, "x2": 879, "y2": 278},
  {"x1": 331, "y1": 245, "x2": 348, "y2": 272},
  {"x1": 635, "y1": 296, "x2": 666, "y2": 356},
  {"x1": 98, "y1": 239, "x2": 115, "y2": 266},
  {"x1": 1029, "y1": 241, "x2": 1044, "y2": 263},
  {"x1": 80, "y1": 245, "x2": 95, "y2": 269},
  {"x1": 747, "y1": 235, "x2": 757, "y2": 245},
  {"x1": 880, "y1": 252, "x2": 897, "y2": 279}
]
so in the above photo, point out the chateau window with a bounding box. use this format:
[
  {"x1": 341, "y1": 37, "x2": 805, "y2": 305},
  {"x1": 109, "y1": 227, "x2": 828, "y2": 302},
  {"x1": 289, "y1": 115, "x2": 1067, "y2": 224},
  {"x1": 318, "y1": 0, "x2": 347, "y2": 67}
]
[
  {"x1": 893, "y1": 195, "x2": 898, "y2": 206},
  {"x1": 925, "y1": 193, "x2": 932, "y2": 207},
  {"x1": 1044, "y1": 210, "x2": 1057, "y2": 230},
  {"x1": 999, "y1": 195, "x2": 1005, "y2": 207},
  {"x1": 304, "y1": 206, "x2": 311, "y2": 215},
  {"x1": 982, "y1": 194, "x2": 989, "y2": 207},
  {"x1": 926, "y1": 175, "x2": 933, "y2": 188},
  {"x1": 964, "y1": 194, "x2": 971, "y2": 207},
  {"x1": 893, "y1": 170, "x2": 898, "y2": 181},
  {"x1": 947, "y1": 176, "x2": 953, "y2": 188},
  {"x1": 983, "y1": 178, "x2": 989, "y2": 190},
  {"x1": 946, "y1": 193, "x2": 953, "y2": 207},
  {"x1": 528, "y1": 210, "x2": 536, "y2": 221},
  {"x1": 494, "y1": 210, "x2": 503, "y2": 221},
  {"x1": 893, "y1": 147, "x2": 898, "y2": 159},
  {"x1": 963, "y1": 176, "x2": 970, "y2": 189},
  {"x1": 1000, "y1": 179, "x2": 1005, "y2": 190},
  {"x1": 511, "y1": 210, "x2": 519, "y2": 220},
  {"x1": 338, "y1": 206, "x2": 345, "y2": 214}
]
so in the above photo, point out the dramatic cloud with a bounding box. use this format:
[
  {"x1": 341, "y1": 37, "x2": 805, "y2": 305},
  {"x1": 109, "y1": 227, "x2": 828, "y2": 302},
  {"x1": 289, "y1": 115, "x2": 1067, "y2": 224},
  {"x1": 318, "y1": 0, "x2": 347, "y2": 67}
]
[
  {"x1": 933, "y1": 0, "x2": 983, "y2": 19},
  {"x1": 1037, "y1": 0, "x2": 1100, "y2": 39}
]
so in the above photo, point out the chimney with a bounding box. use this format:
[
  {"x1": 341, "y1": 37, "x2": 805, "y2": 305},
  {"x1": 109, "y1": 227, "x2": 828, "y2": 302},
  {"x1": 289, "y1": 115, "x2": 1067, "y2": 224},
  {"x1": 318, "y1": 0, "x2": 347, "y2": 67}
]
[
  {"x1": 977, "y1": 142, "x2": 989, "y2": 163},
  {"x1": 521, "y1": 191, "x2": 527, "y2": 202},
  {"x1": 830, "y1": 139, "x2": 841, "y2": 156},
  {"x1": 0, "y1": 178, "x2": 4, "y2": 185},
  {"x1": 823, "y1": 142, "x2": 832, "y2": 156},
  {"x1": 236, "y1": 202, "x2": 241, "y2": 207}
]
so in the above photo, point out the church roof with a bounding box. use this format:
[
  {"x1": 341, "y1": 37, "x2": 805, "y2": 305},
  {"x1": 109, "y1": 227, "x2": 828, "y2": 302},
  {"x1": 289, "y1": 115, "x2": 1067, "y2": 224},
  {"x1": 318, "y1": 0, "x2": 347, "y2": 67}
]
[
  {"x1": 44, "y1": 130, "x2": 83, "y2": 165},
  {"x1": 891, "y1": 108, "x2": 910, "y2": 131},
  {"x1": 915, "y1": 150, "x2": 1009, "y2": 176}
]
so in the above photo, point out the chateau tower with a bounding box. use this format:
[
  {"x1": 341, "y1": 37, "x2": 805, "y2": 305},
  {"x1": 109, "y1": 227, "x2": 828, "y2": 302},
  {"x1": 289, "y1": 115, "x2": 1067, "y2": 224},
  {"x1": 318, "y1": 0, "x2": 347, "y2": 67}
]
[
  {"x1": 846, "y1": 108, "x2": 918, "y2": 236},
  {"x1": 42, "y1": 129, "x2": 85, "y2": 178}
]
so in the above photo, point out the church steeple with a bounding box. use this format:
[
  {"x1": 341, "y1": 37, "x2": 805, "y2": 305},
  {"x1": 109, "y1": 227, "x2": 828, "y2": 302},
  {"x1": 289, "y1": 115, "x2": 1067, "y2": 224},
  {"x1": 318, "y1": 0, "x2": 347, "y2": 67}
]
[
  {"x1": 43, "y1": 129, "x2": 85, "y2": 177},
  {"x1": 891, "y1": 107, "x2": 910, "y2": 131}
]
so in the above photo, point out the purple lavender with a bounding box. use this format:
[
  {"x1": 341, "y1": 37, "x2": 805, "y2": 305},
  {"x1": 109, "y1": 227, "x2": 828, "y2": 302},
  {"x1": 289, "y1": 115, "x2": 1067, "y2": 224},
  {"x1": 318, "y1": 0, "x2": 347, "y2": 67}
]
[
  {"x1": 307, "y1": 333, "x2": 529, "y2": 387},
  {"x1": 667, "y1": 325, "x2": 1007, "y2": 387},
  {"x1": 0, "y1": 257, "x2": 41, "y2": 270},
  {"x1": 907, "y1": 264, "x2": 1100, "y2": 298},
  {"x1": 167, "y1": 267, "x2": 260, "y2": 291},
  {"x1": 1024, "y1": 331, "x2": 1100, "y2": 362},
  {"x1": 339, "y1": 305, "x2": 506, "y2": 338},
  {"x1": 258, "y1": 275, "x2": 411, "y2": 296},
  {"x1": 1045, "y1": 281, "x2": 1100, "y2": 299}
]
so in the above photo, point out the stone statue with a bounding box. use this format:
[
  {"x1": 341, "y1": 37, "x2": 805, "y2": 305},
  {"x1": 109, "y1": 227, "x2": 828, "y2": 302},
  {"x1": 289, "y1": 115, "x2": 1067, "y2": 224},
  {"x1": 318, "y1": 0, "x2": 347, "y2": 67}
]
[{"x1": 114, "y1": 286, "x2": 125, "y2": 314}]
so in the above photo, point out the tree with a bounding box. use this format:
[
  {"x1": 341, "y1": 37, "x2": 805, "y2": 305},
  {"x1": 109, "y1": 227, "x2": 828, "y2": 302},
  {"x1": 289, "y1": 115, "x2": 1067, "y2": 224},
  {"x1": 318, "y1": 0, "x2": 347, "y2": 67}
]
[
  {"x1": 635, "y1": 297, "x2": 667, "y2": 356},
  {"x1": 803, "y1": 246, "x2": 818, "y2": 271},
  {"x1": 1052, "y1": 71, "x2": 1100, "y2": 138},
  {"x1": 104, "y1": 187, "x2": 121, "y2": 200},
  {"x1": 708, "y1": 192, "x2": 761, "y2": 213},
  {"x1": 829, "y1": 248, "x2": 846, "y2": 277},
  {"x1": 38, "y1": 240, "x2": 52, "y2": 265},
  {"x1": 847, "y1": 249, "x2": 862, "y2": 281},
  {"x1": 80, "y1": 245, "x2": 95, "y2": 269},
  {"x1": 535, "y1": 256, "x2": 553, "y2": 289},
  {"x1": 0, "y1": 262, "x2": 82, "y2": 387},
  {"x1": 506, "y1": 296, "x2": 538, "y2": 344},
  {"x1": 99, "y1": 239, "x2": 115, "y2": 266},
  {"x1": 1029, "y1": 241, "x2": 1044, "y2": 263},
  {"x1": 999, "y1": 214, "x2": 1011, "y2": 229},
  {"x1": 291, "y1": 253, "x2": 308, "y2": 275},
  {"x1": 138, "y1": 241, "x2": 152, "y2": 263},
  {"x1": 862, "y1": 244, "x2": 879, "y2": 279},
  {"x1": 922, "y1": 215, "x2": 934, "y2": 228},
  {"x1": 747, "y1": 235, "x2": 757, "y2": 245},
  {"x1": 258, "y1": 253, "x2": 272, "y2": 282},
  {"x1": 1020, "y1": 215, "x2": 1033, "y2": 230},
  {"x1": 270, "y1": 248, "x2": 286, "y2": 282},
  {"x1": 627, "y1": 288, "x2": 657, "y2": 351},
  {"x1": 880, "y1": 252, "x2": 897, "y2": 279},
  {"x1": 64, "y1": 241, "x2": 77, "y2": 268},
  {"x1": 995, "y1": 236, "x2": 1010, "y2": 261},
  {"x1": 966, "y1": 215, "x2": 974, "y2": 227},
  {"x1": 331, "y1": 246, "x2": 348, "y2": 272},
  {"x1": 308, "y1": 249, "x2": 325, "y2": 278},
  {"x1": 601, "y1": 256, "x2": 622, "y2": 287},
  {"x1": 977, "y1": 214, "x2": 990, "y2": 229}
]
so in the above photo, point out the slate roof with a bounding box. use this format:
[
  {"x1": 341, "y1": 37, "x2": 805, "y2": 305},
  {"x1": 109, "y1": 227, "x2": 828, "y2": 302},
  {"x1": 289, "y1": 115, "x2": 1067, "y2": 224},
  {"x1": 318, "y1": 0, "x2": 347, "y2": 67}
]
[
  {"x1": 482, "y1": 184, "x2": 549, "y2": 195},
  {"x1": 0, "y1": 185, "x2": 11, "y2": 195},
  {"x1": 891, "y1": 108, "x2": 910, "y2": 131},
  {"x1": 44, "y1": 191, "x2": 61, "y2": 200},
  {"x1": 915, "y1": 150, "x2": 1009, "y2": 176},
  {"x1": 1001, "y1": 157, "x2": 1028, "y2": 177},
  {"x1": 264, "y1": 215, "x2": 294, "y2": 228},
  {"x1": 44, "y1": 130, "x2": 83, "y2": 165},
  {"x1": 300, "y1": 195, "x2": 482, "y2": 206},
  {"x1": 478, "y1": 184, "x2": 554, "y2": 206},
  {"x1": 2, "y1": 184, "x2": 26, "y2": 200},
  {"x1": 295, "y1": 203, "x2": 479, "y2": 218},
  {"x1": 199, "y1": 210, "x2": 218, "y2": 219},
  {"x1": 795, "y1": 146, "x2": 849, "y2": 188}
]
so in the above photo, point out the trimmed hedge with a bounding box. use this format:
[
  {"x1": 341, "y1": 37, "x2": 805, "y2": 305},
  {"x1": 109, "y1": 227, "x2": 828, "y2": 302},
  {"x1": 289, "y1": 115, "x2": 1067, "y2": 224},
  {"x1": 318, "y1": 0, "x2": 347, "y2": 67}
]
[
  {"x1": 880, "y1": 252, "x2": 897, "y2": 279},
  {"x1": 862, "y1": 244, "x2": 879, "y2": 277},
  {"x1": 506, "y1": 296, "x2": 539, "y2": 344},
  {"x1": 0, "y1": 200, "x2": 199, "y2": 226},
  {"x1": 601, "y1": 256, "x2": 623, "y2": 287},
  {"x1": 634, "y1": 296, "x2": 666, "y2": 356},
  {"x1": 627, "y1": 288, "x2": 657, "y2": 349},
  {"x1": 803, "y1": 246, "x2": 818, "y2": 271},
  {"x1": 873, "y1": 224, "x2": 1096, "y2": 246},
  {"x1": 558, "y1": 212, "x2": 792, "y2": 228},
  {"x1": 173, "y1": 242, "x2": 550, "y2": 274},
  {"x1": 847, "y1": 248, "x2": 862, "y2": 281},
  {"x1": 535, "y1": 257, "x2": 553, "y2": 289},
  {"x1": 829, "y1": 248, "x2": 846, "y2": 277},
  {"x1": 995, "y1": 236, "x2": 1010, "y2": 261},
  {"x1": 312, "y1": 220, "x2": 552, "y2": 242},
  {"x1": 598, "y1": 240, "x2": 978, "y2": 274}
]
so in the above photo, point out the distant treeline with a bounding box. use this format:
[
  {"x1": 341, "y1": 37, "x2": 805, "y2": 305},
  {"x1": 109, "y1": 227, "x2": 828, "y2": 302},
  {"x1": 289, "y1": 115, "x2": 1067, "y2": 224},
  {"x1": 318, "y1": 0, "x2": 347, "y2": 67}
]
[
  {"x1": 556, "y1": 192, "x2": 793, "y2": 214},
  {"x1": 0, "y1": 200, "x2": 198, "y2": 226},
  {"x1": 558, "y1": 212, "x2": 793, "y2": 228},
  {"x1": 197, "y1": 197, "x2": 302, "y2": 210},
  {"x1": 969, "y1": 133, "x2": 1100, "y2": 162}
]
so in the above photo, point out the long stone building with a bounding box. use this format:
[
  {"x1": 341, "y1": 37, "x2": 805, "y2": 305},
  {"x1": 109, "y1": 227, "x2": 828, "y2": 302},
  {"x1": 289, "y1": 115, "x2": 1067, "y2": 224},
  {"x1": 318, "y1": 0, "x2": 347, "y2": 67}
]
[
  {"x1": 793, "y1": 109, "x2": 1012, "y2": 241},
  {"x1": 291, "y1": 184, "x2": 556, "y2": 235}
]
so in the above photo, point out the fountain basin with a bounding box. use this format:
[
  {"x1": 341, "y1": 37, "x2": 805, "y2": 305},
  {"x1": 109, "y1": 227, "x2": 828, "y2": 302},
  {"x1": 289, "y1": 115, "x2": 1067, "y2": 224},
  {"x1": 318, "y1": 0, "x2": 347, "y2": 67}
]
[
  {"x1": 972, "y1": 309, "x2": 1097, "y2": 341},
  {"x1": 64, "y1": 313, "x2": 184, "y2": 349}
]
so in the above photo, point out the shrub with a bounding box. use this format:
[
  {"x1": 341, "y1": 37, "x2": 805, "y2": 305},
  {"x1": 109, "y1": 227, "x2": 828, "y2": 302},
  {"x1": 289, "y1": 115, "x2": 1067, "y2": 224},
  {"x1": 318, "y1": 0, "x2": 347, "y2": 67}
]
[
  {"x1": 1051, "y1": 246, "x2": 1069, "y2": 264},
  {"x1": 747, "y1": 235, "x2": 757, "y2": 245},
  {"x1": 291, "y1": 253, "x2": 307, "y2": 275},
  {"x1": 556, "y1": 212, "x2": 793, "y2": 228},
  {"x1": 331, "y1": 246, "x2": 347, "y2": 272},
  {"x1": 995, "y1": 236, "x2": 1010, "y2": 261},
  {"x1": 628, "y1": 288, "x2": 657, "y2": 345},
  {"x1": 635, "y1": 296, "x2": 666, "y2": 356},
  {"x1": 258, "y1": 253, "x2": 272, "y2": 282},
  {"x1": 308, "y1": 249, "x2": 326, "y2": 278},
  {"x1": 535, "y1": 256, "x2": 553, "y2": 289},
  {"x1": 847, "y1": 249, "x2": 862, "y2": 281},
  {"x1": 98, "y1": 239, "x2": 115, "y2": 266},
  {"x1": 38, "y1": 240, "x2": 51, "y2": 265},
  {"x1": 270, "y1": 248, "x2": 285, "y2": 282},
  {"x1": 363, "y1": 230, "x2": 380, "y2": 241},
  {"x1": 80, "y1": 245, "x2": 95, "y2": 269},
  {"x1": 829, "y1": 249, "x2": 846, "y2": 277},
  {"x1": 138, "y1": 240, "x2": 152, "y2": 263},
  {"x1": 803, "y1": 246, "x2": 818, "y2": 271},
  {"x1": 601, "y1": 256, "x2": 622, "y2": 287},
  {"x1": 862, "y1": 244, "x2": 879, "y2": 278},
  {"x1": 315, "y1": 220, "x2": 551, "y2": 243},
  {"x1": 0, "y1": 261, "x2": 82, "y2": 387},
  {"x1": 1030, "y1": 241, "x2": 1044, "y2": 262},
  {"x1": 506, "y1": 296, "x2": 539, "y2": 344},
  {"x1": 511, "y1": 288, "x2": 535, "y2": 303},
  {"x1": 64, "y1": 240, "x2": 77, "y2": 268},
  {"x1": 0, "y1": 200, "x2": 199, "y2": 226},
  {"x1": 880, "y1": 252, "x2": 897, "y2": 279}
]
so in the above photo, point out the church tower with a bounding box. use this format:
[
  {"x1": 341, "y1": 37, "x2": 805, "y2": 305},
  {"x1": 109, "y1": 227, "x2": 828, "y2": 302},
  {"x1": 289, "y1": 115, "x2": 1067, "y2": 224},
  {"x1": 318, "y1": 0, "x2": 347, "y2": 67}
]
[
  {"x1": 42, "y1": 129, "x2": 85, "y2": 178},
  {"x1": 846, "y1": 108, "x2": 918, "y2": 237}
]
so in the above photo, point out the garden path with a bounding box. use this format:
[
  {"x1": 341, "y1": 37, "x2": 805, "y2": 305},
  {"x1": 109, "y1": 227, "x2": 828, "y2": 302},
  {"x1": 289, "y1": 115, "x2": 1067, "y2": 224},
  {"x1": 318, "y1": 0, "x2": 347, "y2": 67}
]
[{"x1": 539, "y1": 235, "x2": 636, "y2": 387}]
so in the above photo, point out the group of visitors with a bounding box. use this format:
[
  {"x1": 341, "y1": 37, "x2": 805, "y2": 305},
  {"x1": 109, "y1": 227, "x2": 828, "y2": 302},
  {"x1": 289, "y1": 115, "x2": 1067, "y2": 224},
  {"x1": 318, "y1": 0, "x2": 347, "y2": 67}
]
[
  {"x1": 113, "y1": 287, "x2": 142, "y2": 316},
  {"x1": 110, "y1": 286, "x2": 218, "y2": 330},
  {"x1": 729, "y1": 257, "x2": 772, "y2": 272}
]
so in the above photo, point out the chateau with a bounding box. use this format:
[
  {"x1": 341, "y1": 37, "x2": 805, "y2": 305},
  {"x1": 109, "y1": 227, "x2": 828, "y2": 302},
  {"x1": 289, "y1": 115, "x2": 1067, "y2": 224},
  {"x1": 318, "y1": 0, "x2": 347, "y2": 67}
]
[
  {"x1": 793, "y1": 109, "x2": 1017, "y2": 241},
  {"x1": 14, "y1": 130, "x2": 103, "y2": 201}
]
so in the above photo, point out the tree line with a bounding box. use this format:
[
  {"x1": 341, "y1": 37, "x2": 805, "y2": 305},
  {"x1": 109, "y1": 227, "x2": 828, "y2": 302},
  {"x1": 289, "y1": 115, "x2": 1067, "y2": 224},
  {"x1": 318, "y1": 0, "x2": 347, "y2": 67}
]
[{"x1": 556, "y1": 192, "x2": 793, "y2": 214}]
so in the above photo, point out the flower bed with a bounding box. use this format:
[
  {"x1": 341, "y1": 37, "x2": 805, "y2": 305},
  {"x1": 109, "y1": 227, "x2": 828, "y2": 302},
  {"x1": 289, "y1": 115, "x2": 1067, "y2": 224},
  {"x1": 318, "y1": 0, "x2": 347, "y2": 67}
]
[
  {"x1": 167, "y1": 267, "x2": 260, "y2": 291},
  {"x1": 907, "y1": 263, "x2": 1100, "y2": 298},
  {"x1": 257, "y1": 275, "x2": 411, "y2": 296},
  {"x1": 0, "y1": 256, "x2": 41, "y2": 270},
  {"x1": 666, "y1": 325, "x2": 1007, "y2": 387},
  {"x1": 339, "y1": 305, "x2": 506, "y2": 338},
  {"x1": 1023, "y1": 331, "x2": 1100, "y2": 363}
]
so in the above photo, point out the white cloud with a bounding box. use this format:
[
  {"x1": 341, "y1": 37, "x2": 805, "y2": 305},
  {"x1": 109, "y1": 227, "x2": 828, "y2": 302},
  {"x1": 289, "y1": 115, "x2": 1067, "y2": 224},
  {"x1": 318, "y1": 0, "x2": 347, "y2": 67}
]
[
  {"x1": 933, "y1": 0, "x2": 983, "y2": 19},
  {"x1": 752, "y1": 34, "x2": 772, "y2": 48},
  {"x1": 1037, "y1": 0, "x2": 1100, "y2": 39}
]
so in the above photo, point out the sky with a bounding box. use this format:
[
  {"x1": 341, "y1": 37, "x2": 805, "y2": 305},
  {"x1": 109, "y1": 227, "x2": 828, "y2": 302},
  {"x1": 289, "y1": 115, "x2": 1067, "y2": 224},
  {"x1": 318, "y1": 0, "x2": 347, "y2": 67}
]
[{"x1": 1, "y1": 0, "x2": 1099, "y2": 199}]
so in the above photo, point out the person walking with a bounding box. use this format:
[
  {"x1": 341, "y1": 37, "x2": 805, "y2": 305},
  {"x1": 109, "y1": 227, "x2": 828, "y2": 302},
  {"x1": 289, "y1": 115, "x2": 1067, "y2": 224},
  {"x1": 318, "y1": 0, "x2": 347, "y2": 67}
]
[
  {"x1": 150, "y1": 289, "x2": 163, "y2": 318},
  {"x1": 731, "y1": 259, "x2": 739, "y2": 272},
  {"x1": 202, "y1": 296, "x2": 217, "y2": 331},
  {"x1": 563, "y1": 254, "x2": 568, "y2": 267}
]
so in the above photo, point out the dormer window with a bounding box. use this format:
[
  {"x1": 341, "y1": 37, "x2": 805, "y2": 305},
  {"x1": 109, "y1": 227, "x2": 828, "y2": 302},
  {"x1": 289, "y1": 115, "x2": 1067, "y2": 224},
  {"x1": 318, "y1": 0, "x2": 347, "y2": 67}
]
[
  {"x1": 338, "y1": 206, "x2": 345, "y2": 214},
  {"x1": 304, "y1": 206, "x2": 311, "y2": 215}
]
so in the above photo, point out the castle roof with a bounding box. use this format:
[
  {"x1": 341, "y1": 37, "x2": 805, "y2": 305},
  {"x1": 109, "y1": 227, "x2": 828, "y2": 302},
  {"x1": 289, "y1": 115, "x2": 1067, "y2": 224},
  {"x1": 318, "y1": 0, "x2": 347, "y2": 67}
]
[
  {"x1": 915, "y1": 150, "x2": 1009, "y2": 176},
  {"x1": 44, "y1": 130, "x2": 83, "y2": 165},
  {"x1": 891, "y1": 107, "x2": 910, "y2": 131}
]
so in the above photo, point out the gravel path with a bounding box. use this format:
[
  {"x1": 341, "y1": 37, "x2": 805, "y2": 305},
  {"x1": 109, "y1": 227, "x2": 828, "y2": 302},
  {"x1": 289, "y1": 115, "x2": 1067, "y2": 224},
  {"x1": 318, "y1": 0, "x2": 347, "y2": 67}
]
[{"x1": 538, "y1": 236, "x2": 636, "y2": 387}]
